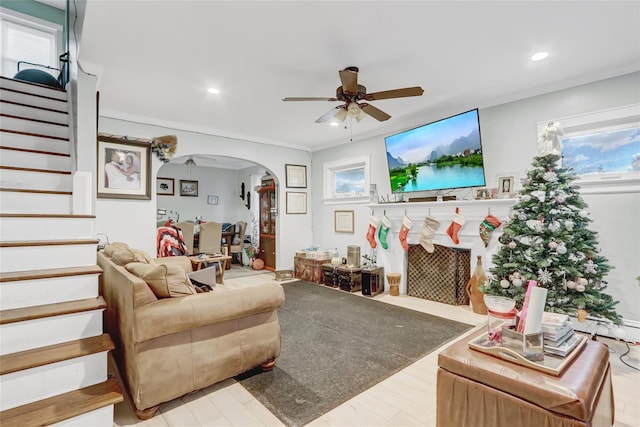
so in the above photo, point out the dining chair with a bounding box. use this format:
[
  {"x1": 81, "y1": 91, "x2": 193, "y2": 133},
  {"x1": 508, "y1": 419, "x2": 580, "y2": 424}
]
[
  {"x1": 230, "y1": 221, "x2": 247, "y2": 264},
  {"x1": 175, "y1": 222, "x2": 195, "y2": 255},
  {"x1": 199, "y1": 221, "x2": 223, "y2": 255}
]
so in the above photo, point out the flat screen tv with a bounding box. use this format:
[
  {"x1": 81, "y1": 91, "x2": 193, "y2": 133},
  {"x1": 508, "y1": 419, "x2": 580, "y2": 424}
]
[{"x1": 384, "y1": 109, "x2": 486, "y2": 194}]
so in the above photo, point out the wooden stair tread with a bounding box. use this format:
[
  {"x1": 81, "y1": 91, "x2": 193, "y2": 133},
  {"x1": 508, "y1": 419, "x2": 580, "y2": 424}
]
[
  {"x1": 0, "y1": 165, "x2": 71, "y2": 175},
  {"x1": 0, "y1": 145, "x2": 71, "y2": 157},
  {"x1": 0, "y1": 187, "x2": 72, "y2": 195},
  {"x1": 0, "y1": 265, "x2": 102, "y2": 283},
  {"x1": 0, "y1": 213, "x2": 94, "y2": 219},
  {"x1": 0, "y1": 377, "x2": 122, "y2": 427},
  {"x1": 0, "y1": 113, "x2": 69, "y2": 127},
  {"x1": 0, "y1": 238, "x2": 99, "y2": 247},
  {"x1": 0, "y1": 128, "x2": 69, "y2": 141},
  {"x1": 0, "y1": 296, "x2": 106, "y2": 325},
  {"x1": 0, "y1": 98, "x2": 68, "y2": 114},
  {"x1": 0, "y1": 75, "x2": 67, "y2": 93},
  {"x1": 0, "y1": 333, "x2": 115, "y2": 375}
]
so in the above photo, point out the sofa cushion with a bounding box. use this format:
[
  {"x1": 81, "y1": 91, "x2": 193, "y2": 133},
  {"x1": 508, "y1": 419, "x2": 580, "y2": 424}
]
[
  {"x1": 104, "y1": 242, "x2": 129, "y2": 257},
  {"x1": 112, "y1": 248, "x2": 154, "y2": 266},
  {"x1": 126, "y1": 262, "x2": 196, "y2": 298}
]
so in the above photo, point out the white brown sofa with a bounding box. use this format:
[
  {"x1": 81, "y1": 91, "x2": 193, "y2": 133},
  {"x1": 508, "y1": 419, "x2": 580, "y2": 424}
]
[{"x1": 97, "y1": 243, "x2": 284, "y2": 419}]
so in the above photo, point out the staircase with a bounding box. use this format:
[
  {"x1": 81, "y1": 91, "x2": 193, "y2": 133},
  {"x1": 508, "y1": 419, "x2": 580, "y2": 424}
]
[{"x1": 0, "y1": 76, "x2": 122, "y2": 426}]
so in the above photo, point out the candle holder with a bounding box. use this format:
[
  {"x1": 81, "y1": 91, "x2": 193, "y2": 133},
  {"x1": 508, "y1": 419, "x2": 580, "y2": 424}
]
[{"x1": 501, "y1": 327, "x2": 544, "y2": 362}]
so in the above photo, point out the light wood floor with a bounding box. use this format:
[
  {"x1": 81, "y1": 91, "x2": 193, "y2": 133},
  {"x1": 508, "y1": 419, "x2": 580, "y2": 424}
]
[{"x1": 112, "y1": 275, "x2": 640, "y2": 427}]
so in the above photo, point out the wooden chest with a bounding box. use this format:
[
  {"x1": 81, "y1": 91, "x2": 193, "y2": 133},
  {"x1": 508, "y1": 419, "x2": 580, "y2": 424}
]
[
  {"x1": 337, "y1": 266, "x2": 362, "y2": 292},
  {"x1": 321, "y1": 263, "x2": 339, "y2": 287},
  {"x1": 294, "y1": 256, "x2": 327, "y2": 284}
]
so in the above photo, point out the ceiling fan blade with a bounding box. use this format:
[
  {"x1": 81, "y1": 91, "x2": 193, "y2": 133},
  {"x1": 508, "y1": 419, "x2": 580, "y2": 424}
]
[
  {"x1": 339, "y1": 68, "x2": 358, "y2": 93},
  {"x1": 315, "y1": 107, "x2": 342, "y2": 123},
  {"x1": 282, "y1": 97, "x2": 338, "y2": 101},
  {"x1": 366, "y1": 86, "x2": 424, "y2": 101},
  {"x1": 359, "y1": 103, "x2": 391, "y2": 121}
]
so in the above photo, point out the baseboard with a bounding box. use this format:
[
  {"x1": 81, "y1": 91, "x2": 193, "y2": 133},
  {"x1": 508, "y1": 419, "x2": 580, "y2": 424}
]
[{"x1": 571, "y1": 316, "x2": 640, "y2": 343}]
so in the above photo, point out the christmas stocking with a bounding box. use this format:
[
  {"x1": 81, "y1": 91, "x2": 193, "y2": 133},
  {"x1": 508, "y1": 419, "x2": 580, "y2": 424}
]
[
  {"x1": 420, "y1": 215, "x2": 440, "y2": 253},
  {"x1": 447, "y1": 208, "x2": 465, "y2": 244},
  {"x1": 479, "y1": 214, "x2": 502, "y2": 247},
  {"x1": 366, "y1": 215, "x2": 379, "y2": 249},
  {"x1": 378, "y1": 215, "x2": 391, "y2": 250},
  {"x1": 399, "y1": 215, "x2": 413, "y2": 251}
]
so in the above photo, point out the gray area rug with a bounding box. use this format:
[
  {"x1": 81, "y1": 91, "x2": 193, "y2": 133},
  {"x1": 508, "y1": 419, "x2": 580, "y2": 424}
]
[{"x1": 236, "y1": 280, "x2": 473, "y2": 427}]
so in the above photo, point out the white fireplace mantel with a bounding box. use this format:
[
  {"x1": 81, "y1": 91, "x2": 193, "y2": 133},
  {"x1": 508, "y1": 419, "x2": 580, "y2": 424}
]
[{"x1": 366, "y1": 198, "x2": 517, "y2": 295}]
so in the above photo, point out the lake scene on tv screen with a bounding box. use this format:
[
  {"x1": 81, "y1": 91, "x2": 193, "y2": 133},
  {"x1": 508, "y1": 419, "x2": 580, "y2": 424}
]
[{"x1": 385, "y1": 110, "x2": 485, "y2": 192}]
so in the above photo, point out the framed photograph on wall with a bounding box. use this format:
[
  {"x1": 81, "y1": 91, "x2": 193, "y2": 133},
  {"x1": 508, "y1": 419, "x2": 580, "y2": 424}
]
[
  {"x1": 207, "y1": 195, "x2": 219, "y2": 205},
  {"x1": 286, "y1": 191, "x2": 306, "y2": 214},
  {"x1": 97, "y1": 134, "x2": 151, "y2": 199},
  {"x1": 497, "y1": 175, "x2": 515, "y2": 198},
  {"x1": 285, "y1": 164, "x2": 307, "y2": 188},
  {"x1": 334, "y1": 210, "x2": 354, "y2": 233},
  {"x1": 156, "y1": 177, "x2": 174, "y2": 196},
  {"x1": 475, "y1": 188, "x2": 491, "y2": 200},
  {"x1": 180, "y1": 180, "x2": 198, "y2": 197}
]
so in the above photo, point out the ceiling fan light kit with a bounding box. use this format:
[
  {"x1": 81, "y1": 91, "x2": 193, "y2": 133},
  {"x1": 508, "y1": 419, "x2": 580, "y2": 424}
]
[{"x1": 283, "y1": 66, "x2": 424, "y2": 124}]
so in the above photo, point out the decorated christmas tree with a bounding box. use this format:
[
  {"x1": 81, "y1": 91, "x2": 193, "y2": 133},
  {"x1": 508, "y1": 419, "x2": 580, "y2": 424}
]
[{"x1": 483, "y1": 123, "x2": 622, "y2": 325}]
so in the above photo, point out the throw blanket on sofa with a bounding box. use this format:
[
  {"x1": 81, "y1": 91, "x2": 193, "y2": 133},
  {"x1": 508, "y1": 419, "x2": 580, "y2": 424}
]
[{"x1": 156, "y1": 226, "x2": 189, "y2": 257}]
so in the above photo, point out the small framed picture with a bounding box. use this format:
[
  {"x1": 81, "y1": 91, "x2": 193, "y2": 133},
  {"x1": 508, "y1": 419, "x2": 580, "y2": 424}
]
[
  {"x1": 334, "y1": 210, "x2": 354, "y2": 233},
  {"x1": 475, "y1": 188, "x2": 491, "y2": 200},
  {"x1": 156, "y1": 177, "x2": 174, "y2": 196},
  {"x1": 498, "y1": 175, "x2": 515, "y2": 198},
  {"x1": 285, "y1": 164, "x2": 307, "y2": 188},
  {"x1": 180, "y1": 180, "x2": 198, "y2": 197},
  {"x1": 207, "y1": 195, "x2": 219, "y2": 205},
  {"x1": 286, "y1": 191, "x2": 307, "y2": 214},
  {"x1": 97, "y1": 134, "x2": 151, "y2": 200}
]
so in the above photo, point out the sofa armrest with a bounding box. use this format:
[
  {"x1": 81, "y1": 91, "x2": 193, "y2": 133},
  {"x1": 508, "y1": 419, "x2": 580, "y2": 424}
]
[
  {"x1": 133, "y1": 282, "x2": 284, "y2": 343},
  {"x1": 154, "y1": 256, "x2": 193, "y2": 273}
]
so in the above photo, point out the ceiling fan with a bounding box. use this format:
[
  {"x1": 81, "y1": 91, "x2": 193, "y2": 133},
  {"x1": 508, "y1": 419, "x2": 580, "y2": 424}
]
[{"x1": 282, "y1": 66, "x2": 424, "y2": 123}]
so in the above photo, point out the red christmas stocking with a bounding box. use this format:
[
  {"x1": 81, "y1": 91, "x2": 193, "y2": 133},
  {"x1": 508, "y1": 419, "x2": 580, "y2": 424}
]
[
  {"x1": 399, "y1": 215, "x2": 413, "y2": 251},
  {"x1": 366, "y1": 215, "x2": 379, "y2": 249},
  {"x1": 447, "y1": 208, "x2": 465, "y2": 244}
]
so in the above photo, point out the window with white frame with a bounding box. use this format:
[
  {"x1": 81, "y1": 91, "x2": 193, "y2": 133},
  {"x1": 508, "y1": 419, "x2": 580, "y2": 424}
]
[
  {"x1": 0, "y1": 8, "x2": 61, "y2": 79},
  {"x1": 323, "y1": 156, "x2": 370, "y2": 203}
]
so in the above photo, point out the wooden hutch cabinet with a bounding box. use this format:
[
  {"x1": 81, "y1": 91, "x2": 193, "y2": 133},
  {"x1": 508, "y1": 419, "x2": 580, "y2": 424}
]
[{"x1": 258, "y1": 175, "x2": 276, "y2": 271}]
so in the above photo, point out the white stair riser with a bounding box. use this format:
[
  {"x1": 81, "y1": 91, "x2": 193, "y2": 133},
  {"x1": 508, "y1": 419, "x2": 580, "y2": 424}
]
[
  {"x1": 0, "y1": 148, "x2": 72, "y2": 172},
  {"x1": 0, "y1": 89, "x2": 67, "y2": 111},
  {"x1": 0, "y1": 79, "x2": 67, "y2": 101},
  {"x1": 51, "y1": 405, "x2": 115, "y2": 427},
  {"x1": 1, "y1": 116, "x2": 68, "y2": 139},
  {"x1": 0, "y1": 131, "x2": 70, "y2": 155},
  {"x1": 0, "y1": 352, "x2": 107, "y2": 411},
  {"x1": 0, "y1": 274, "x2": 100, "y2": 311},
  {"x1": 1, "y1": 101, "x2": 68, "y2": 125},
  {"x1": 0, "y1": 310, "x2": 104, "y2": 356},
  {"x1": 0, "y1": 191, "x2": 72, "y2": 214},
  {"x1": 0, "y1": 169, "x2": 72, "y2": 191},
  {"x1": 0, "y1": 244, "x2": 97, "y2": 272},
  {"x1": 0, "y1": 217, "x2": 94, "y2": 241}
]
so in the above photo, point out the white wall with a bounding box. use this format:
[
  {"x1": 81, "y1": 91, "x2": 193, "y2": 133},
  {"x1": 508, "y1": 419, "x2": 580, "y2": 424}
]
[
  {"x1": 75, "y1": 71, "x2": 312, "y2": 264},
  {"x1": 155, "y1": 163, "x2": 251, "y2": 226},
  {"x1": 311, "y1": 72, "x2": 640, "y2": 323}
]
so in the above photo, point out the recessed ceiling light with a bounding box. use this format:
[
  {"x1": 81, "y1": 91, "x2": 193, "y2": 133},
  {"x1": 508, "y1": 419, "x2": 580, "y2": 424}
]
[
  {"x1": 531, "y1": 51, "x2": 549, "y2": 61},
  {"x1": 207, "y1": 87, "x2": 220, "y2": 94},
  {"x1": 329, "y1": 122, "x2": 340, "y2": 126}
]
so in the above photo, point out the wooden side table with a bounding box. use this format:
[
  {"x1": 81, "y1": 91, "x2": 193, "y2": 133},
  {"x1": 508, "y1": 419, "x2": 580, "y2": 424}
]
[{"x1": 189, "y1": 255, "x2": 231, "y2": 284}]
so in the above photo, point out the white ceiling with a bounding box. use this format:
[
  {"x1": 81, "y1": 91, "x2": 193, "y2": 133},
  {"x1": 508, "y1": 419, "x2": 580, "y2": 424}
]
[{"x1": 78, "y1": 1, "x2": 640, "y2": 158}]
